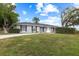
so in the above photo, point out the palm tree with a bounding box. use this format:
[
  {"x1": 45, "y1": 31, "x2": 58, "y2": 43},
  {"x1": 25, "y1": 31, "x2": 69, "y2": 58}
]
[
  {"x1": 32, "y1": 17, "x2": 40, "y2": 33},
  {"x1": 32, "y1": 17, "x2": 40, "y2": 24}
]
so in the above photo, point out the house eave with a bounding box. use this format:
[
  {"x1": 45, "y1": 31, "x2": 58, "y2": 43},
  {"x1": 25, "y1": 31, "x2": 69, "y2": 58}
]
[{"x1": 18, "y1": 22, "x2": 57, "y2": 27}]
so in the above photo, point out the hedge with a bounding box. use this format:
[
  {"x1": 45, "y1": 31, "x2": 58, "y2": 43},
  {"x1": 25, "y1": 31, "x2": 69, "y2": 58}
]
[
  {"x1": 9, "y1": 29, "x2": 20, "y2": 33},
  {"x1": 56, "y1": 27, "x2": 75, "y2": 34}
]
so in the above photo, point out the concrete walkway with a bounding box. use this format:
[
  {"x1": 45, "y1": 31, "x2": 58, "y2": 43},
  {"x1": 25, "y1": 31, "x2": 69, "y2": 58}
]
[{"x1": 0, "y1": 33, "x2": 39, "y2": 39}]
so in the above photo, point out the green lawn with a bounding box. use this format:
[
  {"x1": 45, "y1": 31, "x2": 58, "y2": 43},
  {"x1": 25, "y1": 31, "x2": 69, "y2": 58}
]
[{"x1": 0, "y1": 33, "x2": 79, "y2": 56}]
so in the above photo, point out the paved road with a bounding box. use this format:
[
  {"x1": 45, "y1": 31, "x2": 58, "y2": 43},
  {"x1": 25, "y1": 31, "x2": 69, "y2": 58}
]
[{"x1": 0, "y1": 33, "x2": 38, "y2": 39}]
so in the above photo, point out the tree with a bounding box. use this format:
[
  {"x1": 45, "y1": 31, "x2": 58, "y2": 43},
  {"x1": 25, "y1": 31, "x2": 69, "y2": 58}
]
[
  {"x1": 0, "y1": 3, "x2": 19, "y2": 33},
  {"x1": 32, "y1": 17, "x2": 40, "y2": 24},
  {"x1": 61, "y1": 6, "x2": 79, "y2": 27}
]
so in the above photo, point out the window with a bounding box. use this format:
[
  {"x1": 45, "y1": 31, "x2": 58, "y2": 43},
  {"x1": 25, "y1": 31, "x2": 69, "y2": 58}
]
[
  {"x1": 25, "y1": 25, "x2": 27, "y2": 31},
  {"x1": 32, "y1": 26, "x2": 33, "y2": 33},
  {"x1": 40, "y1": 27, "x2": 44, "y2": 32},
  {"x1": 20, "y1": 25, "x2": 22, "y2": 31},
  {"x1": 31, "y1": 26, "x2": 37, "y2": 33}
]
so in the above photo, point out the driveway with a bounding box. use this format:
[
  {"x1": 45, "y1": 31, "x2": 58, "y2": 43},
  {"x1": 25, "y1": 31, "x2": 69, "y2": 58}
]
[{"x1": 0, "y1": 33, "x2": 39, "y2": 39}]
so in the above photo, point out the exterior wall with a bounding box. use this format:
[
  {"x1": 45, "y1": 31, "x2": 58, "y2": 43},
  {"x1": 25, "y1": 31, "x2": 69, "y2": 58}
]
[
  {"x1": 20, "y1": 25, "x2": 26, "y2": 33},
  {"x1": 16, "y1": 25, "x2": 20, "y2": 29},
  {"x1": 37, "y1": 26, "x2": 40, "y2": 33},
  {"x1": 20, "y1": 25, "x2": 56, "y2": 33},
  {"x1": 26, "y1": 25, "x2": 32, "y2": 33},
  {"x1": 50, "y1": 27, "x2": 56, "y2": 33},
  {"x1": 46, "y1": 27, "x2": 51, "y2": 33},
  {"x1": 31, "y1": 26, "x2": 37, "y2": 33},
  {"x1": 53, "y1": 27, "x2": 56, "y2": 33},
  {"x1": 44, "y1": 27, "x2": 47, "y2": 32},
  {"x1": 20, "y1": 25, "x2": 32, "y2": 33},
  {"x1": 40, "y1": 27, "x2": 44, "y2": 32}
]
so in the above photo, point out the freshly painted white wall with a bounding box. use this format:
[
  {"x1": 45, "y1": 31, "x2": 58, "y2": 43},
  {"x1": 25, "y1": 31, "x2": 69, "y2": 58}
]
[
  {"x1": 20, "y1": 25, "x2": 26, "y2": 33},
  {"x1": 37, "y1": 26, "x2": 40, "y2": 33},
  {"x1": 27, "y1": 25, "x2": 32, "y2": 33},
  {"x1": 16, "y1": 25, "x2": 20, "y2": 29},
  {"x1": 44, "y1": 27, "x2": 47, "y2": 32},
  {"x1": 20, "y1": 25, "x2": 55, "y2": 33},
  {"x1": 46, "y1": 27, "x2": 51, "y2": 33}
]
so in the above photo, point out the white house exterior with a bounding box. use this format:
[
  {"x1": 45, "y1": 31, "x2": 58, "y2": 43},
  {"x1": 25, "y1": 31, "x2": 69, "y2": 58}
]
[{"x1": 18, "y1": 22, "x2": 56, "y2": 33}]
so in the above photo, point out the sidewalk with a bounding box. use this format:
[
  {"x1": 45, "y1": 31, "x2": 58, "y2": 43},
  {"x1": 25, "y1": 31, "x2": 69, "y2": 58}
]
[{"x1": 0, "y1": 33, "x2": 39, "y2": 39}]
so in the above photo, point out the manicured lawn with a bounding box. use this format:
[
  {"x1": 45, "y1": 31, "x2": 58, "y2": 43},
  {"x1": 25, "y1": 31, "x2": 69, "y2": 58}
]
[{"x1": 0, "y1": 33, "x2": 79, "y2": 56}]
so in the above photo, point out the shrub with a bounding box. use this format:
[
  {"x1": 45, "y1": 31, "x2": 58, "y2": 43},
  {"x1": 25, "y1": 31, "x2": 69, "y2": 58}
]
[
  {"x1": 9, "y1": 29, "x2": 20, "y2": 33},
  {"x1": 56, "y1": 27, "x2": 75, "y2": 34},
  {"x1": 75, "y1": 30, "x2": 79, "y2": 34}
]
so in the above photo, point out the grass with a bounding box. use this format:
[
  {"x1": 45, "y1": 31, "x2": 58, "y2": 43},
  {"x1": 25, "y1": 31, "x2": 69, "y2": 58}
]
[{"x1": 0, "y1": 33, "x2": 79, "y2": 56}]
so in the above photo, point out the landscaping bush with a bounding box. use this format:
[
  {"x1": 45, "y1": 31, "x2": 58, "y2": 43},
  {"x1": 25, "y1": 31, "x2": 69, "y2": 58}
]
[
  {"x1": 56, "y1": 27, "x2": 75, "y2": 34},
  {"x1": 9, "y1": 29, "x2": 20, "y2": 33},
  {"x1": 75, "y1": 30, "x2": 79, "y2": 34}
]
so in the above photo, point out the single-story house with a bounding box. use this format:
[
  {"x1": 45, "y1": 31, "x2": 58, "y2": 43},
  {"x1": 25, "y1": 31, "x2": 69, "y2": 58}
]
[{"x1": 18, "y1": 22, "x2": 56, "y2": 33}]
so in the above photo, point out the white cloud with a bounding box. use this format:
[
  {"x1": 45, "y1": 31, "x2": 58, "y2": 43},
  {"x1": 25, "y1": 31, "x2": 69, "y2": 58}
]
[
  {"x1": 36, "y1": 3, "x2": 60, "y2": 26},
  {"x1": 43, "y1": 4, "x2": 59, "y2": 15},
  {"x1": 36, "y1": 3, "x2": 59, "y2": 16},
  {"x1": 40, "y1": 13, "x2": 48, "y2": 16},
  {"x1": 73, "y1": 3, "x2": 79, "y2": 6},
  {"x1": 36, "y1": 3, "x2": 43, "y2": 13},
  {"x1": 11, "y1": 3, "x2": 16, "y2": 5},
  {"x1": 73, "y1": 3, "x2": 79, "y2": 8},
  {"x1": 22, "y1": 10, "x2": 27, "y2": 15},
  {"x1": 25, "y1": 18, "x2": 32, "y2": 22},
  {"x1": 40, "y1": 16, "x2": 61, "y2": 26}
]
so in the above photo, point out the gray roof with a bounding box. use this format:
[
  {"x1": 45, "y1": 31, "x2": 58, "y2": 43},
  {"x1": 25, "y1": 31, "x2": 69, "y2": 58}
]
[{"x1": 19, "y1": 22, "x2": 57, "y2": 27}]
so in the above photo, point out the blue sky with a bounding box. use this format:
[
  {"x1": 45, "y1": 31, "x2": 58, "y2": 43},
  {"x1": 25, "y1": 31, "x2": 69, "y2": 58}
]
[{"x1": 15, "y1": 3, "x2": 78, "y2": 26}]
